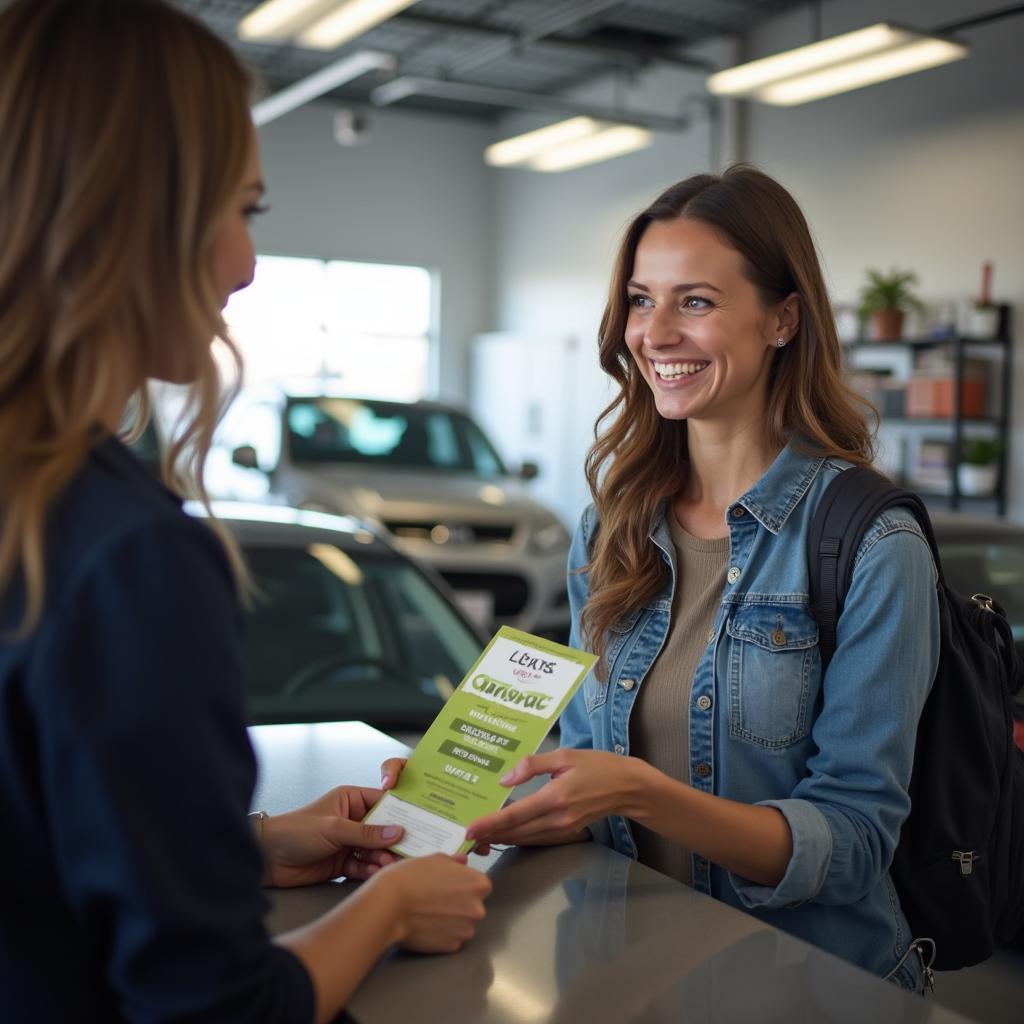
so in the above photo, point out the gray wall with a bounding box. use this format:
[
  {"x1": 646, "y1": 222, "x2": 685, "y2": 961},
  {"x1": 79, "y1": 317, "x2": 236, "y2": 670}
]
[
  {"x1": 488, "y1": 58, "x2": 724, "y2": 522},
  {"x1": 742, "y1": 0, "x2": 1024, "y2": 514},
  {"x1": 489, "y1": 0, "x2": 1024, "y2": 523},
  {"x1": 250, "y1": 0, "x2": 1024, "y2": 524},
  {"x1": 252, "y1": 101, "x2": 496, "y2": 402}
]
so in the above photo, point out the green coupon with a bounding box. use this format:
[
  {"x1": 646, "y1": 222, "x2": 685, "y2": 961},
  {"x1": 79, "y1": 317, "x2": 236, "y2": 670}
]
[{"x1": 363, "y1": 625, "x2": 596, "y2": 857}]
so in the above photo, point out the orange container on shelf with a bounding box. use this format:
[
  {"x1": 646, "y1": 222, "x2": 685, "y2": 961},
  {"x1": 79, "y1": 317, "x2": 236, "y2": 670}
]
[{"x1": 905, "y1": 376, "x2": 986, "y2": 418}]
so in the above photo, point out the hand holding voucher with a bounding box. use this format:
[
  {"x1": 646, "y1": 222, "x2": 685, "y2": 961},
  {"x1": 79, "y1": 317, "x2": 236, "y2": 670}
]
[
  {"x1": 364, "y1": 627, "x2": 596, "y2": 857},
  {"x1": 465, "y1": 749, "x2": 637, "y2": 847},
  {"x1": 261, "y1": 785, "x2": 402, "y2": 887}
]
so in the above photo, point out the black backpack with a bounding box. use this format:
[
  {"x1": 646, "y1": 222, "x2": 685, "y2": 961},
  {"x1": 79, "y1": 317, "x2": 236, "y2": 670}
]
[{"x1": 807, "y1": 465, "x2": 1024, "y2": 971}]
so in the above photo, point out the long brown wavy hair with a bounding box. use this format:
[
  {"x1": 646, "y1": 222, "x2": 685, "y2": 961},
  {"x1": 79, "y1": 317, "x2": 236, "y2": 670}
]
[
  {"x1": 0, "y1": 0, "x2": 254, "y2": 633},
  {"x1": 582, "y1": 165, "x2": 875, "y2": 673}
]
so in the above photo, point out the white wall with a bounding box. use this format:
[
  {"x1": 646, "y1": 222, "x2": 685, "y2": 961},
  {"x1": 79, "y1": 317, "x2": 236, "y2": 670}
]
[{"x1": 252, "y1": 101, "x2": 496, "y2": 402}]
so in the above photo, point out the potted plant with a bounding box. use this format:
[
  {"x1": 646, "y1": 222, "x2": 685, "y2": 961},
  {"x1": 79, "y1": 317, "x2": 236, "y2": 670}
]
[
  {"x1": 858, "y1": 268, "x2": 925, "y2": 341},
  {"x1": 968, "y1": 261, "x2": 1000, "y2": 339},
  {"x1": 957, "y1": 437, "x2": 1001, "y2": 496}
]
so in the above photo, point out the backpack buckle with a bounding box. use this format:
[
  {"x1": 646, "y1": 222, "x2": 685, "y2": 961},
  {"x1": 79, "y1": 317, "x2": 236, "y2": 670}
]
[{"x1": 952, "y1": 850, "x2": 978, "y2": 876}]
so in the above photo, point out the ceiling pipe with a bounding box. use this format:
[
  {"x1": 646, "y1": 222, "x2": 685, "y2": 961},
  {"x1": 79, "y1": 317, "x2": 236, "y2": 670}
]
[
  {"x1": 370, "y1": 76, "x2": 690, "y2": 133},
  {"x1": 440, "y1": 0, "x2": 623, "y2": 78},
  {"x1": 252, "y1": 50, "x2": 395, "y2": 126},
  {"x1": 394, "y1": 10, "x2": 714, "y2": 72}
]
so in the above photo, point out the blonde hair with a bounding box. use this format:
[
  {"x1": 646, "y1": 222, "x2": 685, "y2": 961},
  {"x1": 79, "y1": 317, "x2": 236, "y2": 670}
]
[
  {"x1": 583, "y1": 166, "x2": 876, "y2": 674},
  {"x1": 0, "y1": 0, "x2": 254, "y2": 633}
]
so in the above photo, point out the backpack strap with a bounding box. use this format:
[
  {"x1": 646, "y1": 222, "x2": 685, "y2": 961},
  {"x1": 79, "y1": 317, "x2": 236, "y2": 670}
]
[{"x1": 808, "y1": 466, "x2": 941, "y2": 672}]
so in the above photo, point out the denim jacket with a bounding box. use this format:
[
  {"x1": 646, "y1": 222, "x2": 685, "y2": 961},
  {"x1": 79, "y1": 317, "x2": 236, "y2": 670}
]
[{"x1": 559, "y1": 443, "x2": 939, "y2": 989}]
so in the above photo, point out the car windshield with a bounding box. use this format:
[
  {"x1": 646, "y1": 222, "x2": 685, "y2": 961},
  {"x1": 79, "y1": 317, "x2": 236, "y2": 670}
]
[
  {"x1": 241, "y1": 540, "x2": 481, "y2": 728},
  {"x1": 285, "y1": 397, "x2": 508, "y2": 476}
]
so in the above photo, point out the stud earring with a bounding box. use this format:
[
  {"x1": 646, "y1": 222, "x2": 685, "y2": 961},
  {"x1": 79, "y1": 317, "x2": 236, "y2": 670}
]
[{"x1": 776, "y1": 337, "x2": 786, "y2": 348}]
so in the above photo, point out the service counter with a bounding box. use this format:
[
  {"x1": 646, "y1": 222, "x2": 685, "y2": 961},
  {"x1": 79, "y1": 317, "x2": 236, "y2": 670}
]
[{"x1": 250, "y1": 722, "x2": 972, "y2": 1024}]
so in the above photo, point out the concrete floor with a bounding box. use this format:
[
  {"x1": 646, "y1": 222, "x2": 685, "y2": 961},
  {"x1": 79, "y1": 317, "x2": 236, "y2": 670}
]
[{"x1": 932, "y1": 945, "x2": 1024, "y2": 1024}]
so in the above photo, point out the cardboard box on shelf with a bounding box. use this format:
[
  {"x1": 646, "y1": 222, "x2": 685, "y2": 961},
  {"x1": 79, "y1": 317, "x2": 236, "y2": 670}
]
[{"x1": 905, "y1": 376, "x2": 986, "y2": 419}]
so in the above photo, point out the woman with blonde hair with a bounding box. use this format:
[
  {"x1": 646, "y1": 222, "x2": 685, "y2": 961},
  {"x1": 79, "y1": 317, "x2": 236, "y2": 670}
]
[
  {"x1": 0, "y1": 1, "x2": 489, "y2": 1021},
  {"x1": 446, "y1": 166, "x2": 940, "y2": 988}
]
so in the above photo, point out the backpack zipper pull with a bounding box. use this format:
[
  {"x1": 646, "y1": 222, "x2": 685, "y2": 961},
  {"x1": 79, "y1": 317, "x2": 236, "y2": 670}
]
[{"x1": 952, "y1": 850, "x2": 978, "y2": 876}]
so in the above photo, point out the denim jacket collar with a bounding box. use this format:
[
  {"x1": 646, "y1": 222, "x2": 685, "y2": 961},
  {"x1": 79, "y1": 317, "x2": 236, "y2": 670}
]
[
  {"x1": 648, "y1": 442, "x2": 827, "y2": 544},
  {"x1": 735, "y1": 443, "x2": 826, "y2": 535}
]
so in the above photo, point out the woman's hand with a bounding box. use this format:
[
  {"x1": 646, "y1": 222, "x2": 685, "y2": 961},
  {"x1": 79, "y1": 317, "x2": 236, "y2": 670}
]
[
  {"x1": 465, "y1": 749, "x2": 644, "y2": 847},
  {"x1": 260, "y1": 786, "x2": 403, "y2": 888},
  {"x1": 370, "y1": 854, "x2": 492, "y2": 953},
  {"x1": 379, "y1": 756, "x2": 406, "y2": 792},
  {"x1": 277, "y1": 853, "x2": 492, "y2": 1020},
  {"x1": 380, "y1": 755, "x2": 501, "y2": 854}
]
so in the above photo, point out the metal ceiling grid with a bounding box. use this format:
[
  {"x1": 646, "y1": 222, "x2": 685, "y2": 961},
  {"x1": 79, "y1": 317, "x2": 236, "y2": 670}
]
[{"x1": 169, "y1": 0, "x2": 811, "y2": 119}]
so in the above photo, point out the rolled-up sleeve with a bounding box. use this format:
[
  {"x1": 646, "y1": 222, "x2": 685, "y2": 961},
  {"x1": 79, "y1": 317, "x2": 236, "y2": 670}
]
[
  {"x1": 730, "y1": 515, "x2": 939, "y2": 909},
  {"x1": 557, "y1": 508, "x2": 595, "y2": 753},
  {"x1": 28, "y1": 516, "x2": 314, "y2": 1022}
]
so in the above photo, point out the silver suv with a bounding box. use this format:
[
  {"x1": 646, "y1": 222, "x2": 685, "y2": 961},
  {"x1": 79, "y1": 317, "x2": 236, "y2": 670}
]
[{"x1": 227, "y1": 394, "x2": 571, "y2": 640}]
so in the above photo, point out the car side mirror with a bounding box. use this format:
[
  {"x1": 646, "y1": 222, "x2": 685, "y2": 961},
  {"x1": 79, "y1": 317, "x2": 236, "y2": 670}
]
[
  {"x1": 232, "y1": 444, "x2": 260, "y2": 471},
  {"x1": 519, "y1": 461, "x2": 540, "y2": 481}
]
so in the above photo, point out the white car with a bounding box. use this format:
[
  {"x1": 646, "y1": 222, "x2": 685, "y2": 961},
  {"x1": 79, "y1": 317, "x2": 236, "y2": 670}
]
[{"x1": 223, "y1": 394, "x2": 572, "y2": 641}]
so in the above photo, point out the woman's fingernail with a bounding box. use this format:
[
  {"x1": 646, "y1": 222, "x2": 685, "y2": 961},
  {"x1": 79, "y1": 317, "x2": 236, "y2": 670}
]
[
  {"x1": 499, "y1": 772, "x2": 515, "y2": 784},
  {"x1": 381, "y1": 775, "x2": 390, "y2": 788},
  {"x1": 382, "y1": 826, "x2": 401, "y2": 839}
]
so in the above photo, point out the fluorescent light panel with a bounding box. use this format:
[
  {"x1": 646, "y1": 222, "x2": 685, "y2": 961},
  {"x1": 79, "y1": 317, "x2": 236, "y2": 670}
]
[
  {"x1": 707, "y1": 22, "x2": 967, "y2": 106},
  {"x1": 298, "y1": 0, "x2": 420, "y2": 50},
  {"x1": 531, "y1": 125, "x2": 652, "y2": 172},
  {"x1": 759, "y1": 38, "x2": 966, "y2": 105},
  {"x1": 485, "y1": 118, "x2": 652, "y2": 172},
  {"x1": 239, "y1": 0, "x2": 332, "y2": 42},
  {"x1": 239, "y1": 0, "x2": 420, "y2": 49},
  {"x1": 484, "y1": 117, "x2": 599, "y2": 167},
  {"x1": 251, "y1": 50, "x2": 395, "y2": 126}
]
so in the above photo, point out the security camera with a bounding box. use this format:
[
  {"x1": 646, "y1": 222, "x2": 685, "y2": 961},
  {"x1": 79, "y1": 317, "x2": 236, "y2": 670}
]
[{"x1": 333, "y1": 108, "x2": 372, "y2": 147}]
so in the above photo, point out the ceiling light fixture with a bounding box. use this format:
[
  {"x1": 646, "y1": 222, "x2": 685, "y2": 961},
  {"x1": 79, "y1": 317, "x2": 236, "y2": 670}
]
[
  {"x1": 251, "y1": 50, "x2": 395, "y2": 126},
  {"x1": 530, "y1": 125, "x2": 653, "y2": 172},
  {"x1": 239, "y1": 0, "x2": 334, "y2": 43},
  {"x1": 484, "y1": 117, "x2": 600, "y2": 167},
  {"x1": 485, "y1": 117, "x2": 652, "y2": 173},
  {"x1": 707, "y1": 22, "x2": 967, "y2": 106},
  {"x1": 298, "y1": 0, "x2": 421, "y2": 51}
]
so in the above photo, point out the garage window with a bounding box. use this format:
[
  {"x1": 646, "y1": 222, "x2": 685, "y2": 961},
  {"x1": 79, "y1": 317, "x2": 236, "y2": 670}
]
[{"x1": 223, "y1": 254, "x2": 434, "y2": 401}]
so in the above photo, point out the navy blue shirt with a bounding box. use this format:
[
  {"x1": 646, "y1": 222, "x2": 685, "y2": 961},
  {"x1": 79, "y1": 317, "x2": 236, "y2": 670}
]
[{"x1": 0, "y1": 437, "x2": 314, "y2": 1021}]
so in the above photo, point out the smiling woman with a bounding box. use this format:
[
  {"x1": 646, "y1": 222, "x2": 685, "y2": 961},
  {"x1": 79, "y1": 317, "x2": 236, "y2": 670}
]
[{"x1": 455, "y1": 165, "x2": 943, "y2": 993}]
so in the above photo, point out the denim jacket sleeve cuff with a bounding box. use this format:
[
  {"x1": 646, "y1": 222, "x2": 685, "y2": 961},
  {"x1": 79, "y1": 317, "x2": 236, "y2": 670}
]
[{"x1": 728, "y1": 797, "x2": 832, "y2": 909}]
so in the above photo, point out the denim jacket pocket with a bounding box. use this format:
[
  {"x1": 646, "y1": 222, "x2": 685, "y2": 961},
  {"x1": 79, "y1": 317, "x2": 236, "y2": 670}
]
[
  {"x1": 725, "y1": 602, "x2": 819, "y2": 749},
  {"x1": 585, "y1": 607, "x2": 643, "y2": 713}
]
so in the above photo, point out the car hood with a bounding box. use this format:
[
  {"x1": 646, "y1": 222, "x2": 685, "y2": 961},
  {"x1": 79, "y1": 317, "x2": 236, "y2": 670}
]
[{"x1": 285, "y1": 465, "x2": 552, "y2": 522}]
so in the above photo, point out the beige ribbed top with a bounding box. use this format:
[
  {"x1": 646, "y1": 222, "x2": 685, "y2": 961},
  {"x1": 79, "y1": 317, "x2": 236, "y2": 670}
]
[{"x1": 629, "y1": 514, "x2": 729, "y2": 885}]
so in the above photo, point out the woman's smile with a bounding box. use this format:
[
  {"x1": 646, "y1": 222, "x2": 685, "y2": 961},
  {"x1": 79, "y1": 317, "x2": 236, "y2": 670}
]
[{"x1": 651, "y1": 359, "x2": 711, "y2": 384}]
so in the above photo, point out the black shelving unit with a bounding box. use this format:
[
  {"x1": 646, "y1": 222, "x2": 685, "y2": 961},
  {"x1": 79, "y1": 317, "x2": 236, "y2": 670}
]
[{"x1": 844, "y1": 304, "x2": 1013, "y2": 517}]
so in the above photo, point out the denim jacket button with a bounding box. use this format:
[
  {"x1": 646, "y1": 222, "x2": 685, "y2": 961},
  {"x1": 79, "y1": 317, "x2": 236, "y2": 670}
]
[
  {"x1": 695, "y1": 762, "x2": 711, "y2": 778},
  {"x1": 727, "y1": 566, "x2": 741, "y2": 584},
  {"x1": 696, "y1": 695, "x2": 712, "y2": 711},
  {"x1": 731, "y1": 506, "x2": 745, "y2": 518},
  {"x1": 614, "y1": 744, "x2": 626, "y2": 755},
  {"x1": 620, "y1": 678, "x2": 636, "y2": 691},
  {"x1": 772, "y1": 629, "x2": 787, "y2": 646}
]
